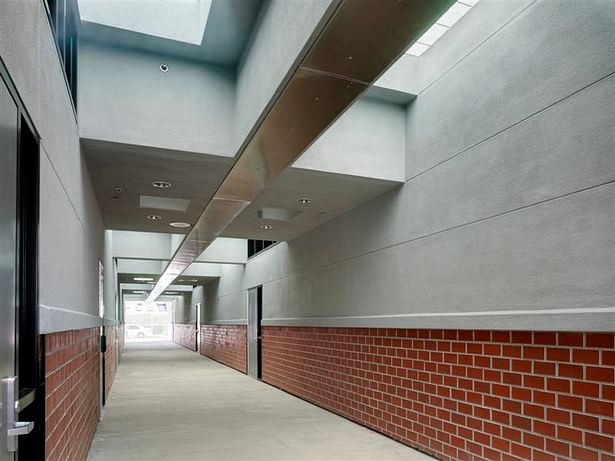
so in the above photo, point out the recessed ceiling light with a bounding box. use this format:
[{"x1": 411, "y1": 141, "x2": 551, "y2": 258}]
[
  {"x1": 160, "y1": 63, "x2": 169, "y2": 73},
  {"x1": 134, "y1": 277, "x2": 154, "y2": 281},
  {"x1": 169, "y1": 222, "x2": 191, "y2": 228},
  {"x1": 260, "y1": 224, "x2": 273, "y2": 230},
  {"x1": 297, "y1": 198, "x2": 313, "y2": 205},
  {"x1": 152, "y1": 180, "x2": 171, "y2": 189},
  {"x1": 147, "y1": 215, "x2": 162, "y2": 220}
]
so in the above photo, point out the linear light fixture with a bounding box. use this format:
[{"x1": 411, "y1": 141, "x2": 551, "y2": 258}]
[{"x1": 406, "y1": 0, "x2": 479, "y2": 56}]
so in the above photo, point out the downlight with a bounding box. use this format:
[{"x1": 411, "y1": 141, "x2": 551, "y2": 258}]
[
  {"x1": 297, "y1": 198, "x2": 313, "y2": 205},
  {"x1": 159, "y1": 63, "x2": 169, "y2": 73},
  {"x1": 146, "y1": 215, "x2": 162, "y2": 220},
  {"x1": 169, "y1": 222, "x2": 191, "y2": 228},
  {"x1": 260, "y1": 224, "x2": 274, "y2": 230},
  {"x1": 152, "y1": 180, "x2": 171, "y2": 189}
]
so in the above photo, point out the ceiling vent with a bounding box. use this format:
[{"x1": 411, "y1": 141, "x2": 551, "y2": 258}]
[
  {"x1": 257, "y1": 207, "x2": 300, "y2": 222},
  {"x1": 139, "y1": 195, "x2": 190, "y2": 212}
]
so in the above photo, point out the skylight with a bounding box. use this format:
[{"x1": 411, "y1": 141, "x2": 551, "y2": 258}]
[
  {"x1": 406, "y1": 0, "x2": 479, "y2": 56},
  {"x1": 78, "y1": 0, "x2": 212, "y2": 45}
]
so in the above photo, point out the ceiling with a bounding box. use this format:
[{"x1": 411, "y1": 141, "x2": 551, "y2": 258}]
[
  {"x1": 78, "y1": 0, "x2": 264, "y2": 67},
  {"x1": 118, "y1": 273, "x2": 216, "y2": 286},
  {"x1": 83, "y1": 139, "x2": 232, "y2": 234},
  {"x1": 84, "y1": 135, "x2": 403, "y2": 242},
  {"x1": 85, "y1": 136, "x2": 401, "y2": 242},
  {"x1": 222, "y1": 167, "x2": 401, "y2": 241}
]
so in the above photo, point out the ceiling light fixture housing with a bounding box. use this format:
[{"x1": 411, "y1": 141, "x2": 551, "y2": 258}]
[
  {"x1": 260, "y1": 224, "x2": 274, "y2": 230},
  {"x1": 169, "y1": 222, "x2": 191, "y2": 228},
  {"x1": 146, "y1": 214, "x2": 162, "y2": 220},
  {"x1": 297, "y1": 198, "x2": 313, "y2": 205},
  {"x1": 159, "y1": 63, "x2": 169, "y2": 72},
  {"x1": 152, "y1": 180, "x2": 172, "y2": 189},
  {"x1": 134, "y1": 277, "x2": 154, "y2": 282}
]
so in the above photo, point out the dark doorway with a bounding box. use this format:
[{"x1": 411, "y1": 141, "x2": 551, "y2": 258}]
[
  {"x1": 247, "y1": 286, "x2": 263, "y2": 379},
  {"x1": 16, "y1": 114, "x2": 42, "y2": 461},
  {"x1": 0, "y1": 66, "x2": 43, "y2": 461}
]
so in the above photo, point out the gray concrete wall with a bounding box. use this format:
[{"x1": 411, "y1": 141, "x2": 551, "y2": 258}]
[
  {"x1": 233, "y1": 0, "x2": 334, "y2": 150},
  {"x1": 205, "y1": 0, "x2": 615, "y2": 331},
  {"x1": 78, "y1": 41, "x2": 236, "y2": 157},
  {"x1": 0, "y1": 0, "x2": 105, "y2": 333},
  {"x1": 294, "y1": 96, "x2": 406, "y2": 182},
  {"x1": 77, "y1": 2, "x2": 405, "y2": 182},
  {"x1": 173, "y1": 293, "x2": 194, "y2": 323}
]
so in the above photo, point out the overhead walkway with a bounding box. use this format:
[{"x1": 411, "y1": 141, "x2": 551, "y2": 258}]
[{"x1": 86, "y1": 341, "x2": 433, "y2": 461}]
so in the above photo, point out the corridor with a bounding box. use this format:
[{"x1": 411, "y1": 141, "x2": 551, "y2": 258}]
[{"x1": 86, "y1": 342, "x2": 433, "y2": 461}]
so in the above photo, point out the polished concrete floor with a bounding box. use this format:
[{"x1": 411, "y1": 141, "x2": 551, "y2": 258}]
[
  {"x1": 87, "y1": 341, "x2": 434, "y2": 461},
  {"x1": 88, "y1": 342, "x2": 432, "y2": 461}
]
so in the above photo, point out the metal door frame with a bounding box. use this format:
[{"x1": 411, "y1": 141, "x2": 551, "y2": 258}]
[
  {"x1": 247, "y1": 286, "x2": 263, "y2": 379},
  {"x1": 195, "y1": 303, "x2": 201, "y2": 352},
  {"x1": 1, "y1": 58, "x2": 44, "y2": 461}
]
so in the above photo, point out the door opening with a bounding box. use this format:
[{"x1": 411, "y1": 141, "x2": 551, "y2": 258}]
[
  {"x1": 195, "y1": 303, "x2": 201, "y2": 352},
  {"x1": 247, "y1": 286, "x2": 263, "y2": 380},
  {"x1": 1, "y1": 68, "x2": 42, "y2": 461}
]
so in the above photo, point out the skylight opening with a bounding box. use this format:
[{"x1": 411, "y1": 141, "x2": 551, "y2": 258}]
[
  {"x1": 78, "y1": 0, "x2": 212, "y2": 45},
  {"x1": 406, "y1": 0, "x2": 479, "y2": 56}
]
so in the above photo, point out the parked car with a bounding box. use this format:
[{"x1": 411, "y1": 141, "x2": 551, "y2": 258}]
[{"x1": 125, "y1": 324, "x2": 151, "y2": 338}]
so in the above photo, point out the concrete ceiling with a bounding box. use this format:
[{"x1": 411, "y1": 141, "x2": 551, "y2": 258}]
[
  {"x1": 78, "y1": 0, "x2": 264, "y2": 67},
  {"x1": 83, "y1": 139, "x2": 232, "y2": 234},
  {"x1": 85, "y1": 139, "x2": 400, "y2": 242},
  {"x1": 222, "y1": 167, "x2": 401, "y2": 241},
  {"x1": 118, "y1": 273, "x2": 216, "y2": 286}
]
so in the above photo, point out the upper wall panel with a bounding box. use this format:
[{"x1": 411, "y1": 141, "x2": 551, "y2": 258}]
[
  {"x1": 78, "y1": 42, "x2": 236, "y2": 156},
  {"x1": 405, "y1": 0, "x2": 615, "y2": 179}
]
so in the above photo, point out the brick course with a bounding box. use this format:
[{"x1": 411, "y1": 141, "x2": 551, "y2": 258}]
[
  {"x1": 200, "y1": 324, "x2": 246, "y2": 373},
  {"x1": 173, "y1": 323, "x2": 197, "y2": 351},
  {"x1": 44, "y1": 328, "x2": 100, "y2": 461},
  {"x1": 263, "y1": 327, "x2": 615, "y2": 461}
]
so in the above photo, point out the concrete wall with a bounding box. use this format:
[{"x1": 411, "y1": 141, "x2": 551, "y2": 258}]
[
  {"x1": 233, "y1": 0, "x2": 334, "y2": 149},
  {"x1": 172, "y1": 293, "x2": 193, "y2": 323},
  {"x1": 294, "y1": 96, "x2": 406, "y2": 182},
  {"x1": 0, "y1": 0, "x2": 105, "y2": 333},
  {"x1": 205, "y1": 0, "x2": 615, "y2": 331},
  {"x1": 78, "y1": 41, "x2": 236, "y2": 156}
]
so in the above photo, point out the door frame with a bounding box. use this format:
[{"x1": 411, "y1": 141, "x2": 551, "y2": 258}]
[
  {"x1": 247, "y1": 286, "x2": 263, "y2": 380},
  {"x1": 195, "y1": 303, "x2": 201, "y2": 352},
  {"x1": 1, "y1": 58, "x2": 44, "y2": 461}
]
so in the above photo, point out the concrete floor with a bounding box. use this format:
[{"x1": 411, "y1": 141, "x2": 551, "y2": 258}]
[{"x1": 87, "y1": 341, "x2": 434, "y2": 461}]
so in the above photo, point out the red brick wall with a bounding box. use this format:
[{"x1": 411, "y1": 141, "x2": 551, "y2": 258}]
[
  {"x1": 200, "y1": 324, "x2": 247, "y2": 373},
  {"x1": 173, "y1": 323, "x2": 197, "y2": 351},
  {"x1": 263, "y1": 327, "x2": 615, "y2": 461},
  {"x1": 104, "y1": 324, "x2": 118, "y2": 400},
  {"x1": 45, "y1": 328, "x2": 100, "y2": 461}
]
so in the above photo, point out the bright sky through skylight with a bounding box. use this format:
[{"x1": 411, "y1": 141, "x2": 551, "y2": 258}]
[
  {"x1": 406, "y1": 0, "x2": 478, "y2": 56},
  {"x1": 78, "y1": 0, "x2": 212, "y2": 45}
]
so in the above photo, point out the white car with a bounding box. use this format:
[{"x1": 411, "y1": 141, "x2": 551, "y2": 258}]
[{"x1": 125, "y1": 324, "x2": 151, "y2": 338}]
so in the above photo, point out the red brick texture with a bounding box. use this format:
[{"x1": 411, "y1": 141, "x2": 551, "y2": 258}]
[
  {"x1": 104, "y1": 325, "x2": 118, "y2": 400},
  {"x1": 263, "y1": 327, "x2": 615, "y2": 461},
  {"x1": 44, "y1": 328, "x2": 100, "y2": 461},
  {"x1": 200, "y1": 324, "x2": 246, "y2": 373},
  {"x1": 173, "y1": 323, "x2": 197, "y2": 351}
]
